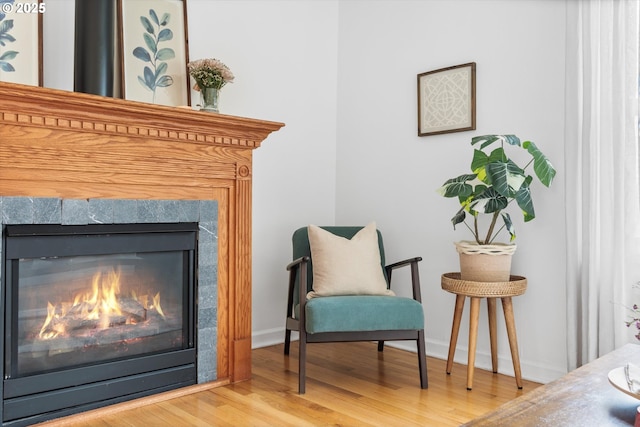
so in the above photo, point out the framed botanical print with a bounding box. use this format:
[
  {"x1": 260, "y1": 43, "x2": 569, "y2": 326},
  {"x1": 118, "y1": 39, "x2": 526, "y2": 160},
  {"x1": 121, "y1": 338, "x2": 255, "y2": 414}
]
[
  {"x1": 417, "y1": 62, "x2": 476, "y2": 137},
  {"x1": 0, "y1": 0, "x2": 43, "y2": 86},
  {"x1": 118, "y1": 0, "x2": 190, "y2": 106}
]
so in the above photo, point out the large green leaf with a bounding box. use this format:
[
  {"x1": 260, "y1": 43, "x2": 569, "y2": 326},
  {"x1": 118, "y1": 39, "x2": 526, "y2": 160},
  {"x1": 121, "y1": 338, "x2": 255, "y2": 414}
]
[
  {"x1": 451, "y1": 207, "x2": 466, "y2": 228},
  {"x1": 514, "y1": 176, "x2": 535, "y2": 221},
  {"x1": 471, "y1": 134, "x2": 521, "y2": 150},
  {"x1": 473, "y1": 147, "x2": 510, "y2": 185},
  {"x1": 470, "y1": 187, "x2": 508, "y2": 214},
  {"x1": 470, "y1": 149, "x2": 489, "y2": 181},
  {"x1": 436, "y1": 174, "x2": 476, "y2": 198},
  {"x1": 485, "y1": 160, "x2": 526, "y2": 198},
  {"x1": 487, "y1": 147, "x2": 508, "y2": 163},
  {"x1": 523, "y1": 140, "x2": 556, "y2": 187},
  {"x1": 501, "y1": 212, "x2": 516, "y2": 241},
  {"x1": 462, "y1": 184, "x2": 487, "y2": 215}
]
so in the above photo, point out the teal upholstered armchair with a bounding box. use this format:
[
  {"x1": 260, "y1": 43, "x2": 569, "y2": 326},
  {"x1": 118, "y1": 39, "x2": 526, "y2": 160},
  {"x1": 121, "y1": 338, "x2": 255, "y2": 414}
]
[{"x1": 284, "y1": 225, "x2": 428, "y2": 394}]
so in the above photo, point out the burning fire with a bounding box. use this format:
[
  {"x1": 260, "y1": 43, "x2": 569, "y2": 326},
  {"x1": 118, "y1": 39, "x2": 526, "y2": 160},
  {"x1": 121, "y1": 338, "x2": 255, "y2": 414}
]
[{"x1": 39, "y1": 268, "x2": 165, "y2": 340}]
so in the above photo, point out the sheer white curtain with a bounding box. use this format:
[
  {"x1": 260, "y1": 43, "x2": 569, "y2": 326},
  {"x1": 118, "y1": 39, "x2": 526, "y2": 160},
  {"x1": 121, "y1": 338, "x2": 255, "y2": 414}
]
[{"x1": 565, "y1": 0, "x2": 640, "y2": 371}]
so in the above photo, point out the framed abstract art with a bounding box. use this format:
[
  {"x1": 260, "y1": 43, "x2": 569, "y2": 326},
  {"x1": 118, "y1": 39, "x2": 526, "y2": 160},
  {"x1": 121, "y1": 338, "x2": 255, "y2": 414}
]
[{"x1": 417, "y1": 62, "x2": 476, "y2": 137}]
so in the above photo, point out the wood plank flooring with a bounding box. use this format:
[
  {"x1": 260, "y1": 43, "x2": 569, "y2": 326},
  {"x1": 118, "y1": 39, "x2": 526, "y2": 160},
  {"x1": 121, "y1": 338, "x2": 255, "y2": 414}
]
[{"x1": 40, "y1": 342, "x2": 542, "y2": 426}]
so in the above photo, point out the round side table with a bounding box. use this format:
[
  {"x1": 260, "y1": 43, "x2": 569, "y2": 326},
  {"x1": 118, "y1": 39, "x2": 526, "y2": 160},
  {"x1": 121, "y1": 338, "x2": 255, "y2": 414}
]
[{"x1": 441, "y1": 272, "x2": 527, "y2": 390}]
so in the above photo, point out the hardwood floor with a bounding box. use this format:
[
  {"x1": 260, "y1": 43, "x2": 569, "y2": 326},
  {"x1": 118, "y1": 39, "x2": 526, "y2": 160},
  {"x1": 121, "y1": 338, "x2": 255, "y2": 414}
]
[{"x1": 40, "y1": 342, "x2": 542, "y2": 426}]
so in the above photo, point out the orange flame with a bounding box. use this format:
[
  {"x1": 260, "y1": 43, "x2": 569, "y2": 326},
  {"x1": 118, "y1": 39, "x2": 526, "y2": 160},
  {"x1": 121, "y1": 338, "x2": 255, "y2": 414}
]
[{"x1": 38, "y1": 268, "x2": 165, "y2": 340}]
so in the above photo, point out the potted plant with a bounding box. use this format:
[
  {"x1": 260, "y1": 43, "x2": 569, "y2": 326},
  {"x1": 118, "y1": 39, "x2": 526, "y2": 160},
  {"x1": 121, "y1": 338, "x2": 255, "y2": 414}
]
[
  {"x1": 187, "y1": 58, "x2": 235, "y2": 113},
  {"x1": 437, "y1": 134, "x2": 556, "y2": 281}
]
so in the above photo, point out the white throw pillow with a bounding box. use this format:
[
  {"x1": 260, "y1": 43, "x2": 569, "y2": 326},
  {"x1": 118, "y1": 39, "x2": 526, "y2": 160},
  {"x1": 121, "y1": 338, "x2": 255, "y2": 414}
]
[{"x1": 306, "y1": 222, "x2": 394, "y2": 299}]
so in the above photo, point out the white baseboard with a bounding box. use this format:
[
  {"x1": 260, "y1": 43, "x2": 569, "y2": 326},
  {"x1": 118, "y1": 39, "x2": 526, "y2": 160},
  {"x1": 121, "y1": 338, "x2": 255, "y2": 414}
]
[
  {"x1": 252, "y1": 327, "x2": 297, "y2": 349},
  {"x1": 252, "y1": 328, "x2": 565, "y2": 384}
]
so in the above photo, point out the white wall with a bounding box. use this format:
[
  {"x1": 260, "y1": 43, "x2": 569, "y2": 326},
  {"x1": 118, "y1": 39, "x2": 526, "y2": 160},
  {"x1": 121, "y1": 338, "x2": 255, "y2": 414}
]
[
  {"x1": 40, "y1": 0, "x2": 568, "y2": 384},
  {"x1": 42, "y1": 0, "x2": 74, "y2": 90},
  {"x1": 335, "y1": 0, "x2": 567, "y2": 383},
  {"x1": 186, "y1": 0, "x2": 340, "y2": 345}
]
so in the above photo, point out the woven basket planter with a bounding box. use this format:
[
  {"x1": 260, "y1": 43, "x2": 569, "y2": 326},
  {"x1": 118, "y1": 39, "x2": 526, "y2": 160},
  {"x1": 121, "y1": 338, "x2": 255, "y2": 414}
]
[{"x1": 454, "y1": 241, "x2": 517, "y2": 282}]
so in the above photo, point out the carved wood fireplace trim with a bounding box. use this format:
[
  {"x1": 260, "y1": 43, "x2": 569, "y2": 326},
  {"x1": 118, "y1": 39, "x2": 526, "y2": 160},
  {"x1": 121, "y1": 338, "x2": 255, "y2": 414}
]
[{"x1": 0, "y1": 82, "x2": 284, "y2": 385}]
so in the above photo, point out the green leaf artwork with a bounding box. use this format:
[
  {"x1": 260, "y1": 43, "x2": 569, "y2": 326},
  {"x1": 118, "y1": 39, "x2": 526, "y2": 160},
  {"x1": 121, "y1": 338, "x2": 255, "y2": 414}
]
[
  {"x1": 132, "y1": 8, "x2": 175, "y2": 102},
  {"x1": 0, "y1": 0, "x2": 19, "y2": 74}
]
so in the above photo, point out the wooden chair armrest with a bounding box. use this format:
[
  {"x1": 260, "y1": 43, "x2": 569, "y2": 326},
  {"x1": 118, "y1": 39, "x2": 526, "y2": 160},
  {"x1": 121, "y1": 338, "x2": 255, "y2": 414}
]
[
  {"x1": 385, "y1": 256, "x2": 423, "y2": 271},
  {"x1": 286, "y1": 256, "x2": 310, "y2": 318},
  {"x1": 385, "y1": 256, "x2": 423, "y2": 303},
  {"x1": 287, "y1": 256, "x2": 310, "y2": 271}
]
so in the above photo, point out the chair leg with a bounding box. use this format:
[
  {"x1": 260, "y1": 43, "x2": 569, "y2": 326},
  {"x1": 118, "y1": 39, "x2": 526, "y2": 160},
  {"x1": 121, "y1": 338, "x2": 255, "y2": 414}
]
[
  {"x1": 284, "y1": 329, "x2": 291, "y2": 355},
  {"x1": 417, "y1": 330, "x2": 428, "y2": 389},
  {"x1": 377, "y1": 340, "x2": 385, "y2": 351},
  {"x1": 298, "y1": 331, "x2": 307, "y2": 394}
]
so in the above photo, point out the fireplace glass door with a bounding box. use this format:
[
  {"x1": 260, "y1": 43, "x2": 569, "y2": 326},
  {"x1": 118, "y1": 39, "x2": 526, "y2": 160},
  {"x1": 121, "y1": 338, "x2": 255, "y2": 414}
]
[
  {"x1": 15, "y1": 251, "x2": 187, "y2": 376},
  {"x1": 3, "y1": 223, "x2": 197, "y2": 380}
]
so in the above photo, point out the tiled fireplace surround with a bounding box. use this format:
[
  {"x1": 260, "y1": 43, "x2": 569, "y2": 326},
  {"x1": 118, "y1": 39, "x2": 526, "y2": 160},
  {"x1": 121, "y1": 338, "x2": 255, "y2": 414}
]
[
  {"x1": 0, "y1": 196, "x2": 219, "y2": 383},
  {"x1": 0, "y1": 81, "x2": 284, "y2": 422}
]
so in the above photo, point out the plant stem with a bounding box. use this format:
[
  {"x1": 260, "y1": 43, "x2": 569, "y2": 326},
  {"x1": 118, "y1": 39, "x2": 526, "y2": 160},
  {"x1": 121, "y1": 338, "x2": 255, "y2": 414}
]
[
  {"x1": 484, "y1": 211, "x2": 501, "y2": 244},
  {"x1": 488, "y1": 224, "x2": 506, "y2": 244},
  {"x1": 462, "y1": 221, "x2": 478, "y2": 243},
  {"x1": 474, "y1": 216, "x2": 482, "y2": 245},
  {"x1": 523, "y1": 158, "x2": 534, "y2": 170}
]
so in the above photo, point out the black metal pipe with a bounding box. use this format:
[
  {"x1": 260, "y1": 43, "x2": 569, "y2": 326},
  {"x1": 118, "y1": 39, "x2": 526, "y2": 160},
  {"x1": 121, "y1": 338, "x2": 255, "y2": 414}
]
[{"x1": 74, "y1": 0, "x2": 116, "y2": 96}]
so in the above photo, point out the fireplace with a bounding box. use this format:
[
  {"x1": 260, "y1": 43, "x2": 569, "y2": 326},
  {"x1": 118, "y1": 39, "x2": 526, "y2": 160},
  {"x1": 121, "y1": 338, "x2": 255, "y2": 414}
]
[
  {"x1": 0, "y1": 81, "x2": 284, "y2": 424},
  {"x1": 1, "y1": 222, "x2": 198, "y2": 425}
]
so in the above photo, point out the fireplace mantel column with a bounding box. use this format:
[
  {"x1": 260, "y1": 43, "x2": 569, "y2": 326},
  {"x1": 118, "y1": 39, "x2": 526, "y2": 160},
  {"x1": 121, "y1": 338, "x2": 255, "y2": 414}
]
[{"x1": 233, "y1": 161, "x2": 254, "y2": 381}]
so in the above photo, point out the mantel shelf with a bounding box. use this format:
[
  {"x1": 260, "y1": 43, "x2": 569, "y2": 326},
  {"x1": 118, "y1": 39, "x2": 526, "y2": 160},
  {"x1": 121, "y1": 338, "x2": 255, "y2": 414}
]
[{"x1": 0, "y1": 82, "x2": 284, "y2": 149}]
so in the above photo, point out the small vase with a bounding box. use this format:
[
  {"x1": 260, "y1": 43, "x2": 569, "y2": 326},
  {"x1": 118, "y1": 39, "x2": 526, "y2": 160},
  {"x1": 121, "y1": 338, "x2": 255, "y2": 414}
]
[{"x1": 199, "y1": 87, "x2": 220, "y2": 113}]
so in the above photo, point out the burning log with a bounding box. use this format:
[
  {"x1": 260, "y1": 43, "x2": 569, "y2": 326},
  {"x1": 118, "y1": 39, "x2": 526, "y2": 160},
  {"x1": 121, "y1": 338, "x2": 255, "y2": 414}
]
[
  {"x1": 40, "y1": 297, "x2": 147, "y2": 337},
  {"x1": 37, "y1": 267, "x2": 167, "y2": 343}
]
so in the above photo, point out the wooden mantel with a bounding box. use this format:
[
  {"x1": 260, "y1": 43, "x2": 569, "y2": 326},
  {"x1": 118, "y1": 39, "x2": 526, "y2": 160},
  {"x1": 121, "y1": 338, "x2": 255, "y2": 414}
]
[{"x1": 0, "y1": 82, "x2": 284, "y2": 383}]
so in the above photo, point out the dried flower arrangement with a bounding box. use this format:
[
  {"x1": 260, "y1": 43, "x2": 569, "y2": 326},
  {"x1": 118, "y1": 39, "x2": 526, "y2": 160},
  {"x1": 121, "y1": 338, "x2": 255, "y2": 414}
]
[{"x1": 187, "y1": 58, "x2": 234, "y2": 91}]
